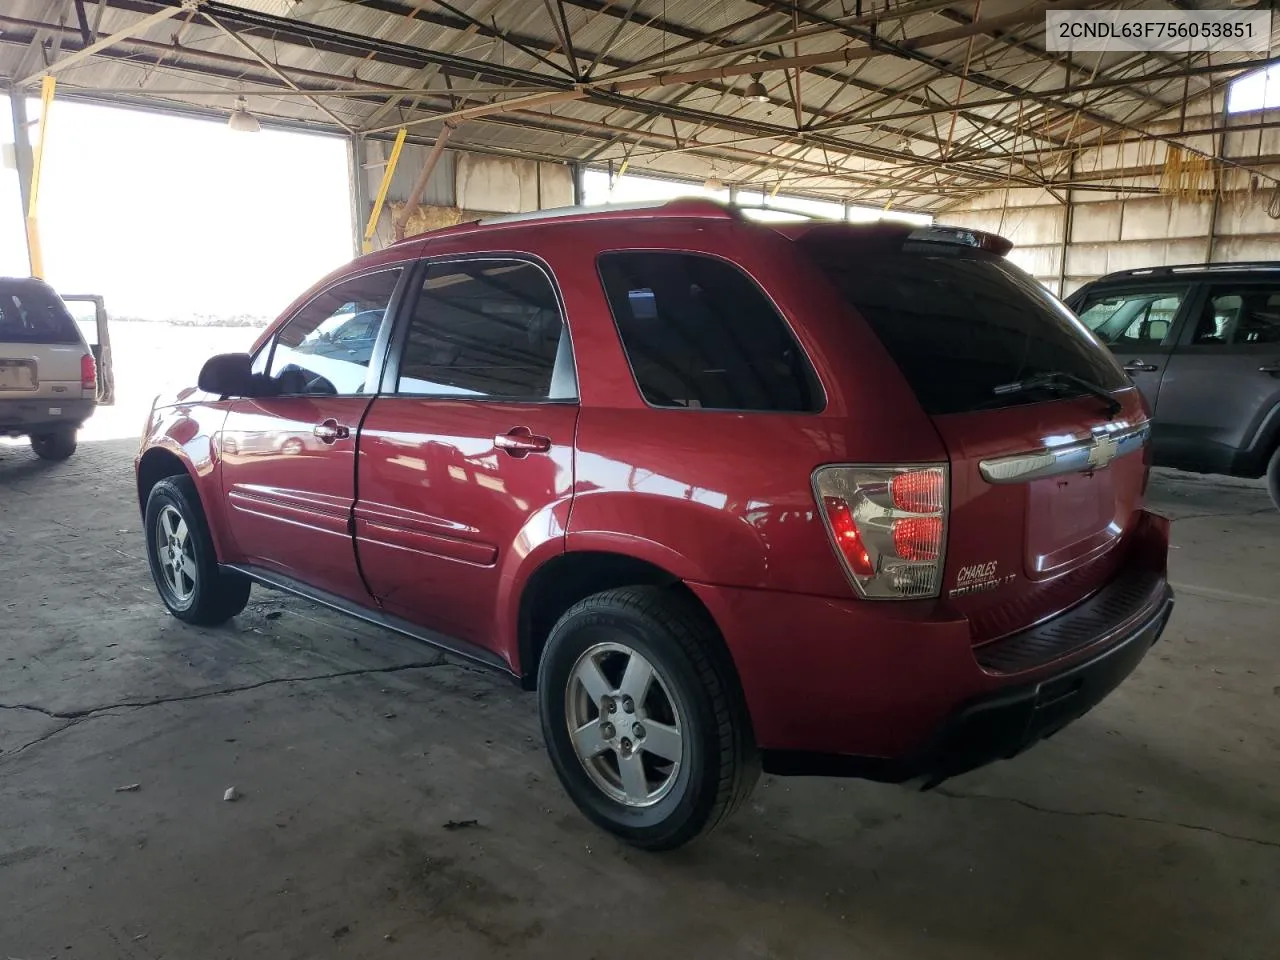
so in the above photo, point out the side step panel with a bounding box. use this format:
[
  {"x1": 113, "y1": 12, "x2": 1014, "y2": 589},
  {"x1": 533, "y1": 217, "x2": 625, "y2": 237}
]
[{"x1": 224, "y1": 563, "x2": 515, "y2": 677}]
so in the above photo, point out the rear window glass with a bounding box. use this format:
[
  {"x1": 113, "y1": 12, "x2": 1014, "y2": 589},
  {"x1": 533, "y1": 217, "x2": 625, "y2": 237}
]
[
  {"x1": 799, "y1": 239, "x2": 1127, "y2": 415},
  {"x1": 0, "y1": 283, "x2": 82, "y2": 345},
  {"x1": 597, "y1": 252, "x2": 821, "y2": 412}
]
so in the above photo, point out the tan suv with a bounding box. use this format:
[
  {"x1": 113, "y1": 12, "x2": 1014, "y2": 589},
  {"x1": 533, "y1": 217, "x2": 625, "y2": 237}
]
[{"x1": 1, "y1": 277, "x2": 114, "y2": 460}]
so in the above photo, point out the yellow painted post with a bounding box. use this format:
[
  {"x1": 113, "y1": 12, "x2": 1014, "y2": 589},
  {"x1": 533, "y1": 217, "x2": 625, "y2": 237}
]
[
  {"x1": 362, "y1": 128, "x2": 407, "y2": 254},
  {"x1": 25, "y1": 76, "x2": 57, "y2": 278}
]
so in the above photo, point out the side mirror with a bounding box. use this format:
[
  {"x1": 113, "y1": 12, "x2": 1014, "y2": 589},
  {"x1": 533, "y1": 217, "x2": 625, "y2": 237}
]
[{"x1": 198, "y1": 353, "x2": 255, "y2": 398}]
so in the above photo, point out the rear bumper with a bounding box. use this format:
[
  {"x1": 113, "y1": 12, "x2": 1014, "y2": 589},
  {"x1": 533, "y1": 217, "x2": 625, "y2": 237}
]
[
  {"x1": 687, "y1": 509, "x2": 1173, "y2": 781},
  {"x1": 0, "y1": 397, "x2": 94, "y2": 436},
  {"x1": 762, "y1": 581, "x2": 1172, "y2": 784}
]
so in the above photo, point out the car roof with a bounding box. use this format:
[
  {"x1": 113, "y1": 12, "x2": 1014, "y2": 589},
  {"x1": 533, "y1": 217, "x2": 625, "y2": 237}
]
[
  {"x1": 367, "y1": 198, "x2": 1007, "y2": 267},
  {"x1": 0, "y1": 276, "x2": 59, "y2": 292}
]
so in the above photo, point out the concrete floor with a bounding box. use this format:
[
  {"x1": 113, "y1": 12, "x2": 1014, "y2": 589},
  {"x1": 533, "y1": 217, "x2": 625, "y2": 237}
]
[{"x1": 1, "y1": 438, "x2": 1277, "y2": 960}]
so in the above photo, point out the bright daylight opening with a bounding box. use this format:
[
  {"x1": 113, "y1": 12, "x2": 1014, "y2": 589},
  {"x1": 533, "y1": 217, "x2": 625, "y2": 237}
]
[
  {"x1": 1, "y1": 96, "x2": 353, "y2": 442},
  {"x1": 1227, "y1": 62, "x2": 1280, "y2": 113}
]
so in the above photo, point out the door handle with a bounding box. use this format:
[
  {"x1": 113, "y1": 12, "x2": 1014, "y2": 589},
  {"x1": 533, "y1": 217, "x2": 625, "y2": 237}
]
[
  {"x1": 494, "y1": 426, "x2": 551, "y2": 457},
  {"x1": 313, "y1": 418, "x2": 350, "y2": 444},
  {"x1": 1123, "y1": 360, "x2": 1159, "y2": 373},
  {"x1": 1259, "y1": 364, "x2": 1280, "y2": 375}
]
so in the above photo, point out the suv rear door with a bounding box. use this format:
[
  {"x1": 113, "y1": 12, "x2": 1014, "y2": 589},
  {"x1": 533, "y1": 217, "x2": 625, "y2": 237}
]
[
  {"x1": 354, "y1": 257, "x2": 578, "y2": 662},
  {"x1": 1152, "y1": 281, "x2": 1280, "y2": 474},
  {"x1": 798, "y1": 227, "x2": 1148, "y2": 643}
]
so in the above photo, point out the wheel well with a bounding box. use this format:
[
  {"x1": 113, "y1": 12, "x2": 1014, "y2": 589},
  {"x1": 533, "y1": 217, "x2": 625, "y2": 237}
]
[
  {"x1": 517, "y1": 552, "x2": 712, "y2": 689},
  {"x1": 136, "y1": 448, "x2": 189, "y2": 514}
]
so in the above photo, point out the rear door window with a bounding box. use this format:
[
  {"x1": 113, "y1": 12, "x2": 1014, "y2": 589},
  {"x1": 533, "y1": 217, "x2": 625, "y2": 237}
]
[
  {"x1": 0, "y1": 283, "x2": 82, "y2": 345},
  {"x1": 1189, "y1": 286, "x2": 1280, "y2": 347},
  {"x1": 596, "y1": 251, "x2": 821, "y2": 412},
  {"x1": 798, "y1": 238, "x2": 1127, "y2": 415},
  {"x1": 396, "y1": 259, "x2": 572, "y2": 400},
  {"x1": 1076, "y1": 289, "x2": 1188, "y2": 349}
]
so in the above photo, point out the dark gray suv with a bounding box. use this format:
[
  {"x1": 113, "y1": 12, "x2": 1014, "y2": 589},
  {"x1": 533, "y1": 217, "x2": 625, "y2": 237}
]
[{"x1": 1066, "y1": 263, "x2": 1280, "y2": 508}]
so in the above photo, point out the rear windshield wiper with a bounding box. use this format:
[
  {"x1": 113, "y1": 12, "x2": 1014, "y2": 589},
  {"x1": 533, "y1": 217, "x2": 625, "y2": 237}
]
[{"x1": 993, "y1": 370, "x2": 1122, "y2": 419}]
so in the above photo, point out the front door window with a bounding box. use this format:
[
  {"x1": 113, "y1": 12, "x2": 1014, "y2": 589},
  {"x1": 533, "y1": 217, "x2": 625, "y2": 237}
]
[{"x1": 263, "y1": 269, "x2": 402, "y2": 396}]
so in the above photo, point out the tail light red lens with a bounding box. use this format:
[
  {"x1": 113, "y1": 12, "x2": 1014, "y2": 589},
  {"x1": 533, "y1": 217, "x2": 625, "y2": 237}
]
[
  {"x1": 812, "y1": 463, "x2": 949, "y2": 599},
  {"x1": 890, "y1": 468, "x2": 945, "y2": 513},
  {"x1": 821, "y1": 496, "x2": 875, "y2": 577},
  {"x1": 80, "y1": 353, "x2": 97, "y2": 391},
  {"x1": 892, "y1": 516, "x2": 943, "y2": 562}
]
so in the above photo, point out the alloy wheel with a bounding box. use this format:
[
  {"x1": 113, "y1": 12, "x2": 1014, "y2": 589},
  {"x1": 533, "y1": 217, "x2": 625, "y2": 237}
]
[
  {"x1": 155, "y1": 504, "x2": 197, "y2": 604},
  {"x1": 565, "y1": 642, "x2": 685, "y2": 807}
]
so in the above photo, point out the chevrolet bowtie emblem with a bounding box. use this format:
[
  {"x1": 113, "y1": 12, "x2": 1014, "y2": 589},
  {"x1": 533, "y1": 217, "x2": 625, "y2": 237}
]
[{"x1": 1087, "y1": 434, "x2": 1119, "y2": 469}]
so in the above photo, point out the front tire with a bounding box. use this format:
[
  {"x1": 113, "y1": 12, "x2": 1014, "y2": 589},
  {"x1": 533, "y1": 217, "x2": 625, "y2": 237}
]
[
  {"x1": 30, "y1": 427, "x2": 77, "y2": 461},
  {"x1": 1267, "y1": 445, "x2": 1280, "y2": 511},
  {"x1": 537, "y1": 586, "x2": 758, "y2": 850},
  {"x1": 144, "y1": 475, "x2": 250, "y2": 625}
]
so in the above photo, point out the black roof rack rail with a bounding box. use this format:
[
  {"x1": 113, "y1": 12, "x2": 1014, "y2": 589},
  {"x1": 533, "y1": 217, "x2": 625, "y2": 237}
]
[{"x1": 1096, "y1": 262, "x2": 1280, "y2": 281}]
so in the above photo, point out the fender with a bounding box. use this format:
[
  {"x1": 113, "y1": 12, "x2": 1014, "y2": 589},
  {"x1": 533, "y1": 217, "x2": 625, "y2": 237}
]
[
  {"x1": 495, "y1": 492, "x2": 771, "y2": 676},
  {"x1": 489, "y1": 497, "x2": 574, "y2": 670},
  {"x1": 138, "y1": 397, "x2": 235, "y2": 562},
  {"x1": 1239, "y1": 400, "x2": 1280, "y2": 477},
  {"x1": 564, "y1": 490, "x2": 770, "y2": 586}
]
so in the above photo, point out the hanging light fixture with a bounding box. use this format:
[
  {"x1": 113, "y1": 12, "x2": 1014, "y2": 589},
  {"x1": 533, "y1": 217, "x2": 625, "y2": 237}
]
[
  {"x1": 704, "y1": 174, "x2": 723, "y2": 191},
  {"x1": 744, "y1": 73, "x2": 770, "y2": 103},
  {"x1": 228, "y1": 96, "x2": 261, "y2": 133}
]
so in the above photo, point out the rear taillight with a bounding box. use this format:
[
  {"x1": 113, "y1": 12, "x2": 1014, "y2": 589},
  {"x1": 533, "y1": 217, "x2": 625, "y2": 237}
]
[
  {"x1": 892, "y1": 516, "x2": 943, "y2": 562},
  {"x1": 822, "y1": 496, "x2": 874, "y2": 576},
  {"x1": 890, "y1": 469, "x2": 945, "y2": 513},
  {"x1": 814, "y1": 464, "x2": 949, "y2": 599},
  {"x1": 80, "y1": 353, "x2": 97, "y2": 392}
]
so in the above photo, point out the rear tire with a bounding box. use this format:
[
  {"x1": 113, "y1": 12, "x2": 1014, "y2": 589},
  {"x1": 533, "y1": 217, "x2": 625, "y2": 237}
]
[
  {"x1": 1266, "y1": 445, "x2": 1280, "y2": 511},
  {"x1": 537, "y1": 586, "x2": 758, "y2": 851},
  {"x1": 30, "y1": 427, "x2": 77, "y2": 461},
  {"x1": 144, "y1": 475, "x2": 251, "y2": 625}
]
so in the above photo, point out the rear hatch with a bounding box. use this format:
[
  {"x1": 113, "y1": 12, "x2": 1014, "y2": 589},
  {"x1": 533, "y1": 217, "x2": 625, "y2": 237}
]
[
  {"x1": 795, "y1": 225, "x2": 1148, "y2": 643},
  {"x1": 1, "y1": 279, "x2": 92, "y2": 402}
]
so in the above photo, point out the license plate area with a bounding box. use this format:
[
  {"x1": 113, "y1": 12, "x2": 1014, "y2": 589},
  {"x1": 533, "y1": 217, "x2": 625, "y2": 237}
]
[
  {"x1": 0, "y1": 359, "x2": 37, "y2": 391},
  {"x1": 1026, "y1": 470, "x2": 1121, "y2": 576}
]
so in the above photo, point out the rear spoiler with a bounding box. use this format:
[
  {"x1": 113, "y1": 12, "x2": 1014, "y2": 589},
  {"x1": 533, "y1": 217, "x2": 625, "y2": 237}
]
[
  {"x1": 779, "y1": 222, "x2": 1014, "y2": 257},
  {"x1": 905, "y1": 226, "x2": 1013, "y2": 256}
]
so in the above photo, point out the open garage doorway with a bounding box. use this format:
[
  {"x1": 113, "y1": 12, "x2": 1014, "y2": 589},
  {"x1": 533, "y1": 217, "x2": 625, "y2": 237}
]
[{"x1": 2, "y1": 96, "x2": 353, "y2": 442}]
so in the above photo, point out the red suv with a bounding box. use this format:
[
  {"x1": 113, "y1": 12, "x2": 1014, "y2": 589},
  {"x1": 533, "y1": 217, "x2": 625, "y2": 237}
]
[{"x1": 136, "y1": 200, "x2": 1173, "y2": 849}]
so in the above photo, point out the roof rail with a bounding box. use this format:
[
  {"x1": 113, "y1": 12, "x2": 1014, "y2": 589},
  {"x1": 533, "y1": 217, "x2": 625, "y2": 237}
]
[
  {"x1": 409, "y1": 197, "x2": 741, "y2": 241},
  {"x1": 1099, "y1": 261, "x2": 1280, "y2": 280}
]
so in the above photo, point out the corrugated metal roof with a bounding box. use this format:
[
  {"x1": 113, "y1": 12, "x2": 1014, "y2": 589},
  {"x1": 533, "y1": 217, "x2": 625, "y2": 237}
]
[{"x1": 2, "y1": 0, "x2": 1275, "y2": 211}]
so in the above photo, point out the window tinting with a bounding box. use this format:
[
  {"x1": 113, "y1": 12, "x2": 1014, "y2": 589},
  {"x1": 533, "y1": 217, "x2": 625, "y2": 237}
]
[
  {"x1": 1192, "y1": 286, "x2": 1280, "y2": 346},
  {"x1": 1077, "y1": 290, "x2": 1185, "y2": 349},
  {"x1": 0, "y1": 282, "x2": 81, "y2": 345},
  {"x1": 267, "y1": 270, "x2": 400, "y2": 395},
  {"x1": 799, "y1": 238, "x2": 1127, "y2": 416},
  {"x1": 397, "y1": 260, "x2": 567, "y2": 399},
  {"x1": 597, "y1": 252, "x2": 820, "y2": 412}
]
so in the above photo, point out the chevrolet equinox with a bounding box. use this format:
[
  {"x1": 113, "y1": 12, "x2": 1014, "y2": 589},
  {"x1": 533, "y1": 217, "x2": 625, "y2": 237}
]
[{"x1": 136, "y1": 200, "x2": 1174, "y2": 849}]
